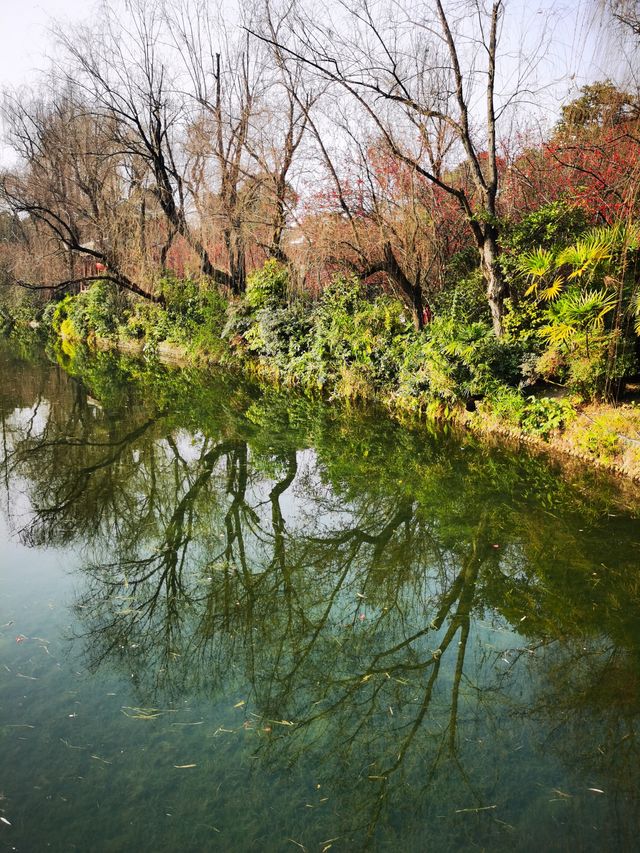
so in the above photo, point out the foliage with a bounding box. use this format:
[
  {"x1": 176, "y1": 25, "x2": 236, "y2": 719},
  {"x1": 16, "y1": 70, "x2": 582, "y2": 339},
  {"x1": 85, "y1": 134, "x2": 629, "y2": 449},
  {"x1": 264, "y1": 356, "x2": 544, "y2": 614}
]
[
  {"x1": 39, "y1": 228, "x2": 638, "y2": 447},
  {"x1": 571, "y1": 407, "x2": 640, "y2": 463},
  {"x1": 228, "y1": 271, "x2": 417, "y2": 398},
  {"x1": 158, "y1": 273, "x2": 228, "y2": 345},
  {"x1": 245, "y1": 259, "x2": 289, "y2": 310},
  {"x1": 396, "y1": 318, "x2": 522, "y2": 411},
  {"x1": 0, "y1": 283, "x2": 48, "y2": 328},
  {"x1": 485, "y1": 386, "x2": 576, "y2": 438},
  {"x1": 519, "y1": 395, "x2": 576, "y2": 439},
  {"x1": 556, "y1": 80, "x2": 639, "y2": 133},
  {"x1": 500, "y1": 201, "x2": 589, "y2": 289},
  {"x1": 512, "y1": 222, "x2": 640, "y2": 399},
  {"x1": 244, "y1": 302, "x2": 314, "y2": 368},
  {"x1": 121, "y1": 299, "x2": 174, "y2": 345},
  {"x1": 46, "y1": 281, "x2": 125, "y2": 340},
  {"x1": 432, "y1": 268, "x2": 489, "y2": 324},
  {"x1": 574, "y1": 416, "x2": 621, "y2": 461},
  {"x1": 295, "y1": 278, "x2": 415, "y2": 395}
]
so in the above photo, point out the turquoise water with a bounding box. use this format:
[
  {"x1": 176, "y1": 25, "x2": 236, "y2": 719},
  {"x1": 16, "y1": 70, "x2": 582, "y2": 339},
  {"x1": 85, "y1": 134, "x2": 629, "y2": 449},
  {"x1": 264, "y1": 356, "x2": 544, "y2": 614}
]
[{"x1": 1, "y1": 340, "x2": 640, "y2": 852}]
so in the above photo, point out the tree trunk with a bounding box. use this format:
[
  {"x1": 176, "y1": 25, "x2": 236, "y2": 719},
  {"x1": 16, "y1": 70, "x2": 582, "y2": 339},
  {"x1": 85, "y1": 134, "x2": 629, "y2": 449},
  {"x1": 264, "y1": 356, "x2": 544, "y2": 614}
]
[
  {"x1": 480, "y1": 232, "x2": 506, "y2": 337},
  {"x1": 226, "y1": 228, "x2": 246, "y2": 295},
  {"x1": 381, "y1": 242, "x2": 426, "y2": 330},
  {"x1": 411, "y1": 276, "x2": 425, "y2": 331}
]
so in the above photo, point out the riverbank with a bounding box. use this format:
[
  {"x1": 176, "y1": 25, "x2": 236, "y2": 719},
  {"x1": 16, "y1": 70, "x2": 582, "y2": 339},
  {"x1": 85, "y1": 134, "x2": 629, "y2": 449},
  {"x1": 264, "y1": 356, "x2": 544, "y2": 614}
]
[
  {"x1": 7, "y1": 260, "x2": 639, "y2": 485},
  {"x1": 85, "y1": 329, "x2": 640, "y2": 486}
]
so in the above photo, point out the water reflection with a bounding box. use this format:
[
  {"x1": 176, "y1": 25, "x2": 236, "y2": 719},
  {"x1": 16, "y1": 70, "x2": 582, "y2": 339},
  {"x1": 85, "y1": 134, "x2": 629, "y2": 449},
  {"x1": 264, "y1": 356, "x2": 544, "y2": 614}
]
[{"x1": 2, "y1": 341, "x2": 640, "y2": 850}]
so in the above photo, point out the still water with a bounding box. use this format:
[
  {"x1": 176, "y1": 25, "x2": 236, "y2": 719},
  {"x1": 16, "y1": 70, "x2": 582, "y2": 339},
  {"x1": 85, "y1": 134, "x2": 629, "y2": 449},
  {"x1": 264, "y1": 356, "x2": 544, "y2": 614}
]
[{"x1": 1, "y1": 339, "x2": 640, "y2": 852}]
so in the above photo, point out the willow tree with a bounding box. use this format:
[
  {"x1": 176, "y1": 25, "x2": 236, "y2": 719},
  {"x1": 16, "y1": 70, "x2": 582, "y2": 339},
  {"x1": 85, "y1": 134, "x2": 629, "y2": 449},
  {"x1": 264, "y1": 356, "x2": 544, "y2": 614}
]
[{"x1": 1, "y1": 89, "x2": 162, "y2": 301}]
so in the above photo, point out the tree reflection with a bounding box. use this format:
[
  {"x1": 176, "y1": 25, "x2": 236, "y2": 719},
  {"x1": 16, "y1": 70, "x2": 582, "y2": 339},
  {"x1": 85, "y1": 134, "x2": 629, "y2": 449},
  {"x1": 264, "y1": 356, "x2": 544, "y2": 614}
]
[{"x1": 2, "y1": 342, "x2": 640, "y2": 847}]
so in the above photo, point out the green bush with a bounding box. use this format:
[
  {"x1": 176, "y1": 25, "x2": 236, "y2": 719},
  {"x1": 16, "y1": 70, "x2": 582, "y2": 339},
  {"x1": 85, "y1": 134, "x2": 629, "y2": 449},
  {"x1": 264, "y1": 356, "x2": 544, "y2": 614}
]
[
  {"x1": 45, "y1": 281, "x2": 125, "y2": 340},
  {"x1": 500, "y1": 201, "x2": 589, "y2": 290},
  {"x1": 520, "y1": 395, "x2": 575, "y2": 439},
  {"x1": 245, "y1": 259, "x2": 289, "y2": 310},
  {"x1": 486, "y1": 385, "x2": 528, "y2": 426},
  {"x1": 487, "y1": 389, "x2": 575, "y2": 439},
  {"x1": 432, "y1": 268, "x2": 490, "y2": 324},
  {"x1": 535, "y1": 332, "x2": 637, "y2": 400},
  {"x1": 575, "y1": 418, "x2": 620, "y2": 461},
  {"x1": 397, "y1": 318, "x2": 522, "y2": 408},
  {"x1": 159, "y1": 274, "x2": 228, "y2": 343},
  {"x1": 121, "y1": 300, "x2": 173, "y2": 344},
  {"x1": 293, "y1": 277, "x2": 414, "y2": 393},
  {"x1": 245, "y1": 303, "x2": 314, "y2": 368}
]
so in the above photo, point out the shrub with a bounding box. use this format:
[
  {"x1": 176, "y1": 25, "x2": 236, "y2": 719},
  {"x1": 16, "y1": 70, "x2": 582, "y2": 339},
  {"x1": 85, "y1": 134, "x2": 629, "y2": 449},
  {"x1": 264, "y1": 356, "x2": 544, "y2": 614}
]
[
  {"x1": 296, "y1": 278, "x2": 414, "y2": 392},
  {"x1": 122, "y1": 300, "x2": 173, "y2": 344},
  {"x1": 159, "y1": 274, "x2": 228, "y2": 344},
  {"x1": 575, "y1": 418, "x2": 620, "y2": 461},
  {"x1": 572, "y1": 408, "x2": 640, "y2": 462},
  {"x1": 500, "y1": 201, "x2": 589, "y2": 290},
  {"x1": 432, "y1": 268, "x2": 490, "y2": 324},
  {"x1": 535, "y1": 333, "x2": 637, "y2": 400},
  {"x1": 397, "y1": 318, "x2": 522, "y2": 408},
  {"x1": 486, "y1": 385, "x2": 527, "y2": 426},
  {"x1": 244, "y1": 303, "x2": 314, "y2": 368},
  {"x1": 45, "y1": 281, "x2": 124, "y2": 340},
  {"x1": 245, "y1": 259, "x2": 289, "y2": 310},
  {"x1": 520, "y1": 395, "x2": 575, "y2": 439}
]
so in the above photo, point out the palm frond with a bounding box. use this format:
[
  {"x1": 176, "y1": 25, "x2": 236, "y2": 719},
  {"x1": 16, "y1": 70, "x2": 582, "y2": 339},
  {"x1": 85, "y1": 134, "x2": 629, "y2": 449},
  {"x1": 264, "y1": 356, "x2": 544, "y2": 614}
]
[
  {"x1": 518, "y1": 247, "x2": 554, "y2": 281},
  {"x1": 540, "y1": 322, "x2": 576, "y2": 346},
  {"x1": 540, "y1": 276, "x2": 565, "y2": 301}
]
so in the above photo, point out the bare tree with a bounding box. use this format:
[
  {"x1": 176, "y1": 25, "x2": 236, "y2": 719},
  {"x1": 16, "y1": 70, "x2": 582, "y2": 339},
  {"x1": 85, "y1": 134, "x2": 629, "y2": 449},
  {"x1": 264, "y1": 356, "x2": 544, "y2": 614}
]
[
  {"x1": 609, "y1": 0, "x2": 640, "y2": 36},
  {"x1": 251, "y1": 0, "x2": 542, "y2": 335},
  {"x1": 54, "y1": 0, "x2": 237, "y2": 289},
  {"x1": 1, "y1": 87, "x2": 162, "y2": 301}
]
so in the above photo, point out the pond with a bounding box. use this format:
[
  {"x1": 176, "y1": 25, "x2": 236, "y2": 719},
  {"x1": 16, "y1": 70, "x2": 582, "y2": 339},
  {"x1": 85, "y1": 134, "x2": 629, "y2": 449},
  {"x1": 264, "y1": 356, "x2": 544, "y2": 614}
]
[{"x1": 1, "y1": 339, "x2": 640, "y2": 852}]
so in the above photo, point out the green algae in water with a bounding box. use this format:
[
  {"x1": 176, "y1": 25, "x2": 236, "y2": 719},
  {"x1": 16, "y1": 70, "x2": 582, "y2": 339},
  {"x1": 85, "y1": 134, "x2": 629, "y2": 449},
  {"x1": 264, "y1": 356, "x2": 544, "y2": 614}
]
[{"x1": 1, "y1": 340, "x2": 640, "y2": 852}]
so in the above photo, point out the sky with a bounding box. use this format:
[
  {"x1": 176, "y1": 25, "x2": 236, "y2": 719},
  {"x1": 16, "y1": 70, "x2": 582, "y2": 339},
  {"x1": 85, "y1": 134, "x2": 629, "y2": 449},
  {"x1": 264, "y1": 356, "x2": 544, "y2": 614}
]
[
  {"x1": 0, "y1": 0, "x2": 614, "y2": 89},
  {"x1": 0, "y1": 0, "x2": 633, "y2": 168},
  {"x1": 0, "y1": 0, "x2": 95, "y2": 90}
]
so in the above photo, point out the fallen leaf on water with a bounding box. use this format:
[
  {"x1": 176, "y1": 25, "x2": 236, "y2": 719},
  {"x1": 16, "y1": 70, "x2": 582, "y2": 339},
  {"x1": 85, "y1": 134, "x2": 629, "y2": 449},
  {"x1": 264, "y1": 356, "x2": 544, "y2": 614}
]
[
  {"x1": 121, "y1": 706, "x2": 175, "y2": 720},
  {"x1": 60, "y1": 738, "x2": 84, "y2": 750},
  {"x1": 455, "y1": 805, "x2": 497, "y2": 813}
]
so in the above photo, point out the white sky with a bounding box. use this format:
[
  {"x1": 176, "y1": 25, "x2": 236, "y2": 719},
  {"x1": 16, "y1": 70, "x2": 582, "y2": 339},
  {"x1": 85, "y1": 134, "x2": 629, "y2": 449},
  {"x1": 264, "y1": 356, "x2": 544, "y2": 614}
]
[
  {"x1": 0, "y1": 0, "x2": 610, "y2": 90},
  {"x1": 0, "y1": 0, "x2": 97, "y2": 90},
  {"x1": 0, "y1": 0, "x2": 632, "y2": 169}
]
